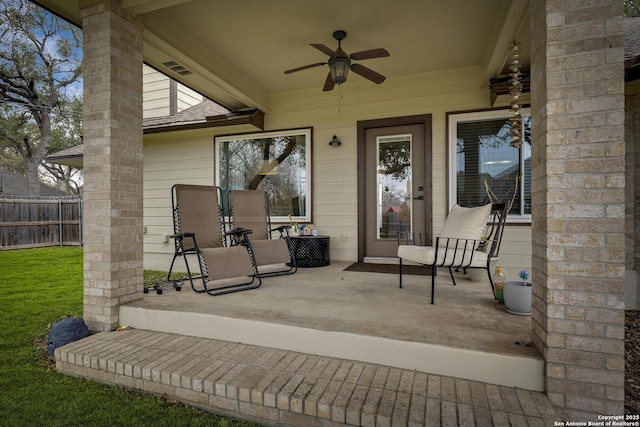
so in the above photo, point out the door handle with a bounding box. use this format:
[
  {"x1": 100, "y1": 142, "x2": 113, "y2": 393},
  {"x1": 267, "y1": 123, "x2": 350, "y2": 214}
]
[{"x1": 413, "y1": 195, "x2": 424, "y2": 200}]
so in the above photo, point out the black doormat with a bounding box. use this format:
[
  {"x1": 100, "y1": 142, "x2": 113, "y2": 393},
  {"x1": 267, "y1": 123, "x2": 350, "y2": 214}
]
[{"x1": 343, "y1": 263, "x2": 432, "y2": 276}]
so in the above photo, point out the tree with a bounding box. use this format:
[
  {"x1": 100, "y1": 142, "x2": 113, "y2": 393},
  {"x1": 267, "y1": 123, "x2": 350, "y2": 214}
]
[
  {"x1": 0, "y1": 0, "x2": 82, "y2": 196},
  {"x1": 219, "y1": 134, "x2": 307, "y2": 216},
  {"x1": 40, "y1": 96, "x2": 83, "y2": 194},
  {"x1": 246, "y1": 136, "x2": 298, "y2": 190}
]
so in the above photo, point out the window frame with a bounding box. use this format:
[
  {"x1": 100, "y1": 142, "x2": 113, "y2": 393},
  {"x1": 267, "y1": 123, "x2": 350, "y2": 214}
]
[
  {"x1": 214, "y1": 127, "x2": 312, "y2": 223},
  {"x1": 447, "y1": 108, "x2": 531, "y2": 223}
]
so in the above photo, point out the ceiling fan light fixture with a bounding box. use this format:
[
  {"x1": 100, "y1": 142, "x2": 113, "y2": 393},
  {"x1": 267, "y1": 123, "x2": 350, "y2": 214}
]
[
  {"x1": 284, "y1": 30, "x2": 388, "y2": 91},
  {"x1": 329, "y1": 56, "x2": 350, "y2": 85}
]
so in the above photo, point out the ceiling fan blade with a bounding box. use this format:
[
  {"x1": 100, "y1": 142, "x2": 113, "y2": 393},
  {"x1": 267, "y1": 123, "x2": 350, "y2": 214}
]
[
  {"x1": 349, "y1": 48, "x2": 390, "y2": 61},
  {"x1": 310, "y1": 43, "x2": 336, "y2": 57},
  {"x1": 322, "y1": 72, "x2": 335, "y2": 91},
  {"x1": 350, "y1": 63, "x2": 386, "y2": 84},
  {"x1": 284, "y1": 62, "x2": 326, "y2": 74}
]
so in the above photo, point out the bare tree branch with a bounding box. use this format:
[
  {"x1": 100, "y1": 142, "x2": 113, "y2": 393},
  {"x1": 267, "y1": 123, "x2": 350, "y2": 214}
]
[{"x1": 0, "y1": 0, "x2": 82, "y2": 195}]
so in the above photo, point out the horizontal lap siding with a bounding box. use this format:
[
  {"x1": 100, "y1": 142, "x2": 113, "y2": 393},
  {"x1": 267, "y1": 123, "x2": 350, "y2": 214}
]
[
  {"x1": 498, "y1": 227, "x2": 533, "y2": 279},
  {"x1": 176, "y1": 85, "x2": 203, "y2": 111},
  {"x1": 143, "y1": 131, "x2": 216, "y2": 268},
  {"x1": 143, "y1": 67, "x2": 171, "y2": 119},
  {"x1": 142, "y1": 66, "x2": 533, "y2": 271}
]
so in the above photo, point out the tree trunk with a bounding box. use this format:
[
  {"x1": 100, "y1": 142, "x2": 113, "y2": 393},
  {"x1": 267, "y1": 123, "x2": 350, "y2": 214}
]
[
  {"x1": 247, "y1": 137, "x2": 297, "y2": 190},
  {"x1": 23, "y1": 115, "x2": 53, "y2": 196},
  {"x1": 23, "y1": 158, "x2": 41, "y2": 196}
]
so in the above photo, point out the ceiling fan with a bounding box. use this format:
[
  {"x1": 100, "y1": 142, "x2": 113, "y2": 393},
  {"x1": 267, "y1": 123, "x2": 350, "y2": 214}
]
[{"x1": 284, "y1": 30, "x2": 390, "y2": 91}]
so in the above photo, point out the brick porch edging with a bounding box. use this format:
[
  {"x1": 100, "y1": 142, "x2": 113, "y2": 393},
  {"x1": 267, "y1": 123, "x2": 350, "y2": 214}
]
[{"x1": 55, "y1": 329, "x2": 557, "y2": 426}]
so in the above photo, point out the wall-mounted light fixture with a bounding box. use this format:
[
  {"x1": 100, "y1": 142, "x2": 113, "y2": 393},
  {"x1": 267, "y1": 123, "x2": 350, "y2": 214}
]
[{"x1": 328, "y1": 135, "x2": 342, "y2": 147}]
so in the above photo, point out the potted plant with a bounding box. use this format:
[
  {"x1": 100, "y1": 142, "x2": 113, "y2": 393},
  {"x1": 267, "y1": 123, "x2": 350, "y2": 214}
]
[
  {"x1": 503, "y1": 269, "x2": 532, "y2": 315},
  {"x1": 288, "y1": 215, "x2": 300, "y2": 236}
]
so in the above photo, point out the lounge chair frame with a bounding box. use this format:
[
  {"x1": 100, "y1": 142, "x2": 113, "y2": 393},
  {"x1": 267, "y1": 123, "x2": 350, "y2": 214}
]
[
  {"x1": 228, "y1": 189, "x2": 297, "y2": 277},
  {"x1": 168, "y1": 184, "x2": 261, "y2": 296}
]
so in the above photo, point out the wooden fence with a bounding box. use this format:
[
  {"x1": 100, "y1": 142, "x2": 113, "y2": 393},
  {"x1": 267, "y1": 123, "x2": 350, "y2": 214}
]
[{"x1": 0, "y1": 196, "x2": 83, "y2": 250}]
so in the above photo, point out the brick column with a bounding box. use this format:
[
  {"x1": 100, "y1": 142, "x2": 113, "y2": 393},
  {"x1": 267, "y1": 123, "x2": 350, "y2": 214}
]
[
  {"x1": 530, "y1": 1, "x2": 625, "y2": 420},
  {"x1": 81, "y1": 0, "x2": 144, "y2": 332}
]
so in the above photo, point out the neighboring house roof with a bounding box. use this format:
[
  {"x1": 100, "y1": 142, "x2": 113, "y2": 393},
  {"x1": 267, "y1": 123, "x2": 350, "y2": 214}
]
[
  {"x1": 143, "y1": 99, "x2": 263, "y2": 134},
  {"x1": 0, "y1": 168, "x2": 70, "y2": 197},
  {"x1": 625, "y1": 17, "x2": 640, "y2": 81},
  {"x1": 46, "y1": 99, "x2": 265, "y2": 167},
  {"x1": 143, "y1": 99, "x2": 229, "y2": 131},
  {"x1": 45, "y1": 144, "x2": 84, "y2": 169}
]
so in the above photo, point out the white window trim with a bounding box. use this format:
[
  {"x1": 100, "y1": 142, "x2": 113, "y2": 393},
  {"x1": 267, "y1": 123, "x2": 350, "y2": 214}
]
[
  {"x1": 448, "y1": 108, "x2": 531, "y2": 223},
  {"x1": 214, "y1": 128, "x2": 312, "y2": 223}
]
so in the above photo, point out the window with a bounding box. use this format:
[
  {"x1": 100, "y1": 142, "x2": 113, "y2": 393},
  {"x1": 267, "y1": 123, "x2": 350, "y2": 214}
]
[
  {"x1": 448, "y1": 109, "x2": 531, "y2": 221},
  {"x1": 377, "y1": 134, "x2": 412, "y2": 238},
  {"x1": 215, "y1": 128, "x2": 312, "y2": 222}
]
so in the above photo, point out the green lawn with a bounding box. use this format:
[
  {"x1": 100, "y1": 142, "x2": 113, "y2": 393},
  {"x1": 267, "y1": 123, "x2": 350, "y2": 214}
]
[{"x1": 0, "y1": 247, "x2": 253, "y2": 427}]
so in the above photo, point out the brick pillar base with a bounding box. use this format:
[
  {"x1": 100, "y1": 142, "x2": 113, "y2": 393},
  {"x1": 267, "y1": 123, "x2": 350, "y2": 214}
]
[{"x1": 81, "y1": 0, "x2": 144, "y2": 332}]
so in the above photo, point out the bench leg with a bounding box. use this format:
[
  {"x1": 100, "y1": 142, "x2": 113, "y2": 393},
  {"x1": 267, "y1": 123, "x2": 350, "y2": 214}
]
[
  {"x1": 430, "y1": 267, "x2": 436, "y2": 304},
  {"x1": 487, "y1": 267, "x2": 496, "y2": 299}
]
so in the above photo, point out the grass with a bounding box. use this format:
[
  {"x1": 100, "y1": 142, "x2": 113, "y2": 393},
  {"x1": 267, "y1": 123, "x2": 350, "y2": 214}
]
[{"x1": 0, "y1": 247, "x2": 254, "y2": 427}]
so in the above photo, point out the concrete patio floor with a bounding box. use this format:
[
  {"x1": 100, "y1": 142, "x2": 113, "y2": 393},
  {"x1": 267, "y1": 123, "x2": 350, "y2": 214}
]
[
  {"x1": 119, "y1": 261, "x2": 542, "y2": 390},
  {"x1": 55, "y1": 261, "x2": 557, "y2": 426},
  {"x1": 55, "y1": 262, "x2": 558, "y2": 427}
]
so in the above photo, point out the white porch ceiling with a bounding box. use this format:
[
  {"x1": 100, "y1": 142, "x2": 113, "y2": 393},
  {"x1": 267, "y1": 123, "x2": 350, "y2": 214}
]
[{"x1": 35, "y1": 0, "x2": 530, "y2": 111}]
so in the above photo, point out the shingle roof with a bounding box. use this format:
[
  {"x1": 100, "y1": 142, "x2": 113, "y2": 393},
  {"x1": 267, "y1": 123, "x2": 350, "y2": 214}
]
[
  {"x1": 47, "y1": 99, "x2": 232, "y2": 166},
  {"x1": 44, "y1": 144, "x2": 84, "y2": 168},
  {"x1": 143, "y1": 99, "x2": 229, "y2": 130},
  {"x1": 48, "y1": 145, "x2": 83, "y2": 158},
  {"x1": 0, "y1": 168, "x2": 71, "y2": 197}
]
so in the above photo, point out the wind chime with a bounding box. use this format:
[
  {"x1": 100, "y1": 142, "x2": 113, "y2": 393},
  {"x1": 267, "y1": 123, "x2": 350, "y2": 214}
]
[{"x1": 508, "y1": 37, "x2": 523, "y2": 148}]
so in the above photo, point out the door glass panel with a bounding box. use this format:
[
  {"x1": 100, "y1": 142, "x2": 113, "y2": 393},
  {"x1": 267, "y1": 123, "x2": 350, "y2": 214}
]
[{"x1": 376, "y1": 134, "x2": 411, "y2": 239}]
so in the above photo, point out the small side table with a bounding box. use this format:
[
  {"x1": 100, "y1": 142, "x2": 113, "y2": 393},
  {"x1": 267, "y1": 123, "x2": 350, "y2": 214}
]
[{"x1": 289, "y1": 235, "x2": 330, "y2": 267}]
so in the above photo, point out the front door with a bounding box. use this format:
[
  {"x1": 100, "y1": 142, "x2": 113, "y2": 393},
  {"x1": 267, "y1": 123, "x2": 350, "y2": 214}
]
[{"x1": 357, "y1": 116, "x2": 432, "y2": 261}]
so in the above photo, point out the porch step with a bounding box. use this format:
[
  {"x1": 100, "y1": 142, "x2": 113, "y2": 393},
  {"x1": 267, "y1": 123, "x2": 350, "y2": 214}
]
[
  {"x1": 119, "y1": 302, "x2": 544, "y2": 391},
  {"x1": 55, "y1": 329, "x2": 557, "y2": 426}
]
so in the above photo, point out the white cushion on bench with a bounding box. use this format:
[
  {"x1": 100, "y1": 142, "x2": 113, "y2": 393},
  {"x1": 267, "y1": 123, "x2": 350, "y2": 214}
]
[
  {"x1": 397, "y1": 244, "x2": 488, "y2": 268},
  {"x1": 438, "y1": 203, "x2": 492, "y2": 247}
]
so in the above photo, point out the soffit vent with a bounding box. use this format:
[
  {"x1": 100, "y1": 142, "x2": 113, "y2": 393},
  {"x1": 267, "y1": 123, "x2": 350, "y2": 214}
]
[{"x1": 162, "y1": 60, "x2": 193, "y2": 76}]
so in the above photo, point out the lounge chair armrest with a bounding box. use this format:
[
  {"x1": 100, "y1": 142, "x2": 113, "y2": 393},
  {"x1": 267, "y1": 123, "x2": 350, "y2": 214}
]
[
  {"x1": 170, "y1": 232, "x2": 195, "y2": 239},
  {"x1": 226, "y1": 227, "x2": 254, "y2": 247},
  {"x1": 271, "y1": 225, "x2": 291, "y2": 238},
  {"x1": 226, "y1": 227, "x2": 253, "y2": 237}
]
